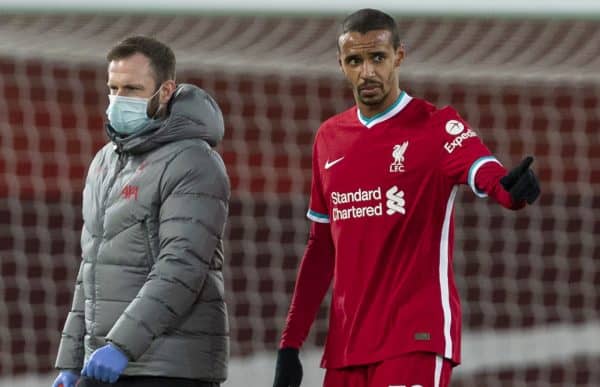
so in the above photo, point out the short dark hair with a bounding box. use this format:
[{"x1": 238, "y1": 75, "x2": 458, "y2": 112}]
[
  {"x1": 339, "y1": 8, "x2": 401, "y2": 50},
  {"x1": 106, "y1": 36, "x2": 176, "y2": 85}
]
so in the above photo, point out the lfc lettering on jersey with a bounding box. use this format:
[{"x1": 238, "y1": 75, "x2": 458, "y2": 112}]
[{"x1": 443, "y1": 128, "x2": 478, "y2": 154}]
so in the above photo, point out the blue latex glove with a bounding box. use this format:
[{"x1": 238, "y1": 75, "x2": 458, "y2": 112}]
[
  {"x1": 81, "y1": 343, "x2": 129, "y2": 383},
  {"x1": 52, "y1": 370, "x2": 79, "y2": 387}
]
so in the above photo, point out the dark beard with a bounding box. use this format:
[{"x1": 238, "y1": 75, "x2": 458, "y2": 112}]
[{"x1": 357, "y1": 89, "x2": 388, "y2": 106}]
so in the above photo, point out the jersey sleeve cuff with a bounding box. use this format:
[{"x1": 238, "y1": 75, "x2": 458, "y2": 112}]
[
  {"x1": 306, "y1": 209, "x2": 330, "y2": 223},
  {"x1": 468, "y1": 156, "x2": 502, "y2": 198}
]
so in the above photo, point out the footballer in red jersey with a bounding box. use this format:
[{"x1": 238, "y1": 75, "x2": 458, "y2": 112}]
[{"x1": 272, "y1": 8, "x2": 540, "y2": 387}]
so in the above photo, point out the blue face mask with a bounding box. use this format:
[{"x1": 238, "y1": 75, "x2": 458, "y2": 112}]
[{"x1": 106, "y1": 88, "x2": 160, "y2": 135}]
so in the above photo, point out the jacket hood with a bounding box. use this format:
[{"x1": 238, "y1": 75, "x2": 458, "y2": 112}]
[{"x1": 107, "y1": 83, "x2": 225, "y2": 154}]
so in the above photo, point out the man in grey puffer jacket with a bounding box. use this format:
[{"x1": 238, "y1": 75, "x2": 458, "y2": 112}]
[{"x1": 52, "y1": 36, "x2": 229, "y2": 387}]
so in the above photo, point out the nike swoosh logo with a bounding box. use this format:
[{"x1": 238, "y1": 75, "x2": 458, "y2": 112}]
[{"x1": 325, "y1": 157, "x2": 344, "y2": 169}]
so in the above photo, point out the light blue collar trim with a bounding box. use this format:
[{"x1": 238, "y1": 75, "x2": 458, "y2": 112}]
[{"x1": 357, "y1": 91, "x2": 412, "y2": 129}]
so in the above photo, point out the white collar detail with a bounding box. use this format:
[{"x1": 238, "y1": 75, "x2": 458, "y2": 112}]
[{"x1": 357, "y1": 91, "x2": 413, "y2": 129}]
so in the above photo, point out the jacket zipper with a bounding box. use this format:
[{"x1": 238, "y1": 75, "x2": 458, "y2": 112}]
[
  {"x1": 91, "y1": 151, "x2": 127, "y2": 339},
  {"x1": 141, "y1": 218, "x2": 155, "y2": 270}
]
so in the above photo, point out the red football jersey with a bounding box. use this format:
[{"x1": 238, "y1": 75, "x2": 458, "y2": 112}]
[{"x1": 306, "y1": 92, "x2": 503, "y2": 368}]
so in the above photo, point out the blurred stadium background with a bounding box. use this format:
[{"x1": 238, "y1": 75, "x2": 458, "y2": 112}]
[{"x1": 0, "y1": 1, "x2": 599, "y2": 386}]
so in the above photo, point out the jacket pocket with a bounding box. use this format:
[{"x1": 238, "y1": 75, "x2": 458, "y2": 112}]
[{"x1": 140, "y1": 218, "x2": 156, "y2": 270}]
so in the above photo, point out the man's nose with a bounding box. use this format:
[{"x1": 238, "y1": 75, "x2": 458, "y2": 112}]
[{"x1": 361, "y1": 61, "x2": 375, "y2": 77}]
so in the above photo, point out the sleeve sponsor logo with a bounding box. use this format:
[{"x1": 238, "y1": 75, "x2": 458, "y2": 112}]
[
  {"x1": 444, "y1": 128, "x2": 478, "y2": 154},
  {"x1": 445, "y1": 119, "x2": 465, "y2": 135}
]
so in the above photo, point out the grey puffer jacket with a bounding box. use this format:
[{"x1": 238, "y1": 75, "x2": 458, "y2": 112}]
[{"x1": 55, "y1": 84, "x2": 230, "y2": 382}]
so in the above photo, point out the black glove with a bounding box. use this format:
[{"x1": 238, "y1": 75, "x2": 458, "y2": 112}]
[
  {"x1": 273, "y1": 348, "x2": 303, "y2": 387},
  {"x1": 500, "y1": 156, "x2": 541, "y2": 204}
]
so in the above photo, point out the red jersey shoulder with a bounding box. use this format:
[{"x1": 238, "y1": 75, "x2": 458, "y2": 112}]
[
  {"x1": 398, "y1": 97, "x2": 437, "y2": 128},
  {"x1": 317, "y1": 105, "x2": 358, "y2": 135},
  {"x1": 406, "y1": 97, "x2": 436, "y2": 116}
]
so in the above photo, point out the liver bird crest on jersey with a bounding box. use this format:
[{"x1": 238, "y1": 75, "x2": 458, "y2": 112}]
[{"x1": 390, "y1": 142, "x2": 408, "y2": 173}]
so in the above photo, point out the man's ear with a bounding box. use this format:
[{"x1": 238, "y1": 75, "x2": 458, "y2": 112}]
[
  {"x1": 395, "y1": 43, "x2": 405, "y2": 67},
  {"x1": 159, "y1": 80, "x2": 177, "y2": 105},
  {"x1": 337, "y1": 52, "x2": 347, "y2": 76}
]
